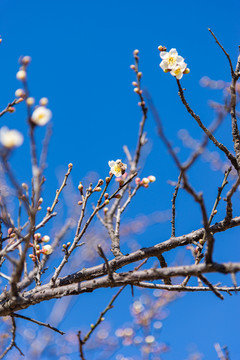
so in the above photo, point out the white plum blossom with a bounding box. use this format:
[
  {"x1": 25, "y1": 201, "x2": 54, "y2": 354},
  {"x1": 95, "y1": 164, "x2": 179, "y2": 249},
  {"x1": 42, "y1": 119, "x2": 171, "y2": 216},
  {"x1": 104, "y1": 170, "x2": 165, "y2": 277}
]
[
  {"x1": 159, "y1": 47, "x2": 189, "y2": 79},
  {"x1": 160, "y1": 48, "x2": 184, "y2": 71},
  {"x1": 170, "y1": 61, "x2": 187, "y2": 80},
  {"x1": 108, "y1": 159, "x2": 127, "y2": 177},
  {"x1": 0, "y1": 127, "x2": 23, "y2": 149},
  {"x1": 31, "y1": 106, "x2": 52, "y2": 126},
  {"x1": 42, "y1": 244, "x2": 53, "y2": 255}
]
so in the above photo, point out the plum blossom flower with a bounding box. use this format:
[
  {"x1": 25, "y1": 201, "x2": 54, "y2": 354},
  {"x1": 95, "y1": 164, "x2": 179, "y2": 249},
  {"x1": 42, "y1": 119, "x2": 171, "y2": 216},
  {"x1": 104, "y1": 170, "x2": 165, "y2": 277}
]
[
  {"x1": 31, "y1": 106, "x2": 52, "y2": 126},
  {"x1": 108, "y1": 159, "x2": 127, "y2": 177},
  {"x1": 0, "y1": 127, "x2": 23, "y2": 148},
  {"x1": 42, "y1": 244, "x2": 53, "y2": 255},
  {"x1": 170, "y1": 61, "x2": 187, "y2": 80},
  {"x1": 160, "y1": 48, "x2": 184, "y2": 71}
]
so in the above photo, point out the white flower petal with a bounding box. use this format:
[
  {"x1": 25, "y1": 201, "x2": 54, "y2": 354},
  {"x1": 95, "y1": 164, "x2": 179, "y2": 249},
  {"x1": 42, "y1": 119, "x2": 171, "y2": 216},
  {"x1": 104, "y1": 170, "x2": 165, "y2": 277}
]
[
  {"x1": 108, "y1": 160, "x2": 115, "y2": 168},
  {"x1": 160, "y1": 51, "x2": 168, "y2": 59},
  {"x1": 160, "y1": 60, "x2": 168, "y2": 70}
]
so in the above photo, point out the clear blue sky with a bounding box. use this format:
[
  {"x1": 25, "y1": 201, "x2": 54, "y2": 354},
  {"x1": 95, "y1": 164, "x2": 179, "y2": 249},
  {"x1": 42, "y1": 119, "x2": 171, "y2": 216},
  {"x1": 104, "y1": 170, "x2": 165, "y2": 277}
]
[{"x1": 0, "y1": 0, "x2": 240, "y2": 359}]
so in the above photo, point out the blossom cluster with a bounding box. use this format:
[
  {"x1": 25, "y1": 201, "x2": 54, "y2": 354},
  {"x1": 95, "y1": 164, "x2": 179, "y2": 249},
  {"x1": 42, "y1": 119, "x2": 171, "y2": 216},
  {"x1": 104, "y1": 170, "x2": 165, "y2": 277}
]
[{"x1": 159, "y1": 47, "x2": 190, "y2": 80}]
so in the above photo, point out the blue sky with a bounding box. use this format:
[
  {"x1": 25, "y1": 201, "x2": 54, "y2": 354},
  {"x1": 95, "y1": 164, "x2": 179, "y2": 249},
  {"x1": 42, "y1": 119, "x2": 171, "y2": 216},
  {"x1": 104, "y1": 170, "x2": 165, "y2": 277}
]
[{"x1": 0, "y1": 0, "x2": 240, "y2": 359}]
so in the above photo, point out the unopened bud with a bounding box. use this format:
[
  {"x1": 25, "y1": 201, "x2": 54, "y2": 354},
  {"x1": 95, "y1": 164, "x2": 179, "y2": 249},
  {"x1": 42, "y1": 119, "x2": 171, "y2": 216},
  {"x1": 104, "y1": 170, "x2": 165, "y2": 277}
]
[
  {"x1": 47, "y1": 206, "x2": 51, "y2": 212},
  {"x1": 68, "y1": 163, "x2": 73, "y2": 168},
  {"x1": 16, "y1": 70, "x2": 27, "y2": 81},
  {"x1": 104, "y1": 193, "x2": 109, "y2": 199},
  {"x1": 78, "y1": 183, "x2": 83, "y2": 191},
  {"x1": 21, "y1": 56, "x2": 31, "y2": 65},
  {"x1": 42, "y1": 244, "x2": 53, "y2": 255},
  {"x1": 133, "y1": 49, "x2": 139, "y2": 55},
  {"x1": 184, "y1": 68, "x2": 190, "y2": 74},
  {"x1": 213, "y1": 209, "x2": 217, "y2": 215},
  {"x1": 134, "y1": 87, "x2": 139, "y2": 93},
  {"x1": 98, "y1": 179, "x2": 104, "y2": 186},
  {"x1": 95, "y1": 187, "x2": 102, "y2": 192},
  {"x1": 148, "y1": 175, "x2": 156, "y2": 183},
  {"x1": 8, "y1": 228, "x2": 13, "y2": 235},
  {"x1": 36, "y1": 244, "x2": 40, "y2": 250},
  {"x1": 39, "y1": 97, "x2": 48, "y2": 106},
  {"x1": 34, "y1": 233, "x2": 41, "y2": 240},
  {"x1": 114, "y1": 194, "x2": 121, "y2": 199},
  {"x1": 22, "y1": 183, "x2": 28, "y2": 190},
  {"x1": 8, "y1": 107, "x2": 15, "y2": 113},
  {"x1": 119, "y1": 180, "x2": 124, "y2": 187},
  {"x1": 137, "y1": 72, "x2": 142, "y2": 78},
  {"x1": 38, "y1": 206, "x2": 42, "y2": 211},
  {"x1": 38, "y1": 197, "x2": 43, "y2": 204},
  {"x1": 67, "y1": 242, "x2": 71, "y2": 246},
  {"x1": 26, "y1": 97, "x2": 35, "y2": 106},
  {"x1": 130, "y1": 64, "x2": 135, "y2": 70},
  {"x1": 132, "y1": 81, "x2": 138, "y2": 86},
  {"x1": 78, "y1": 200, "x2": 83, "y2": 206},
  {"x1": 15, "y1": 89, "x2": 25, "y2": 98},
  {"x1": 135, "y1": 177, "x2": 141, "y2": 185},
  {"x1": 42, "y1": 235, "x2": 50, "y2": 243},
  {"x1": 104, "y1": 199, "x2": 109, "y2": 205},
  {"x1": 103, "y1": 207, "x2": 108, "y2": 213},
  {"x1": 105, "y1": 177, "x2": 110, "y2": 184},
  {"x1": 141, "y1": 177, "x2": 150, "y2": 185},
  {"x1": 158, "y1": 45, "x2": 167, "y2": 52}
]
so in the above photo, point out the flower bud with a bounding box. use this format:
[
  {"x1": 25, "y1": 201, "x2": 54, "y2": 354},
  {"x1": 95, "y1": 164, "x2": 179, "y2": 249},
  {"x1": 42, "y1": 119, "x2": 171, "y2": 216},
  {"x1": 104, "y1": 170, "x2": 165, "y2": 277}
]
[
  {"x1": 184, "y1": 68, "x2": 190, "y2": 74},
  {"x1": 158, "y1": 45, "x2": 167, "y2": 52},
  {"x1": 133, "y1": 49, "x2": 139, "y2": 55},
  {"x1": 103, "y1": 207, "x2": 108, "y2": 214},
  {"x1": 130, "y1": 65, "x2": 135, "y2": 70},
  {"x1": 104, "y1": 199, "x2": 109, "y2": 205},
  {"x1": 68, "y1": 163, "x2": 73, "y2": 168},
  {"x1": 148, "y1": 175, "x2": 156, "y2": 183},
  {"x1": 26, "y1": 97, "x2": 35, "y2": 106},
  {"x1": 98, "y1": 179, "x2": 104, "y2": 186},
  {"x1": 42, "y1": 244, "x2": 53, "y2": 255},
  {"x1": 105, "y1": 176, "x2": 110, "y2": 184},
  {"x1": 16, "y1": 70, "x2": 26, "y2": 81},
  {"x1": 135, "y1": 177, "x2": 141, "y2": 185},
  {"x1": 95, "y1": 187, "x2": 102, "y2": 192},
  {"x1": 15, "y1": 89, "x2": 25, "y2": 98},
  {"x1": 78, "y1": 183, "x2": 83, "y2": 191},
  {"x1": 104, "y1": 193, "x2": 109, "y2": 199},
  {"x1": 39, "y1": 97, "x2": 48, "y2": 106},
  {"x1": 132, "y1": 81, "x2": 138, "y2": 86},
  {"x1": 137, "y1": 72, "x2": 142, "y2": 78},
  {"x1": 8, "y1": 107, "x2": 15, "y2": 113},
  {"x1": 42, "y1": 235, "x2": 50, "y2": 243},
  {"x1": 78, "y1": 200, "x2": 83, "y2": 206},
  {"x1": 21, "y1": 56, "x2": 31, "y2": 65},
  {"x1": 134, "y1": 87, "x2": 139, "y2": 93}
]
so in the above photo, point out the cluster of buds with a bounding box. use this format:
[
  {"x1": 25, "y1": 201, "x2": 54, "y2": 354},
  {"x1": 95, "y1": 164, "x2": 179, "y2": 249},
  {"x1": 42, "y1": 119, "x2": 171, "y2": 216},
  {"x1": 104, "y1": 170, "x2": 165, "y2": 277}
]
[
  {"x1": 135, "y1": 175, "x2": 156, "y2": 188},
  {"x1": 62, "y1": 241, "x2": 71, "y2": 253},
  {"x1": 16, "y1": 55, "x2": 31, "y2": 82},
  {"x1": 29, "y1": 233, "x2": 53, "y2": 261},
  {"x1": 158, "y1": 46, "x2": 190, "y2": 80},
  {"x1": 16, "y1": 56, "x2": 52, "y2": 126}
]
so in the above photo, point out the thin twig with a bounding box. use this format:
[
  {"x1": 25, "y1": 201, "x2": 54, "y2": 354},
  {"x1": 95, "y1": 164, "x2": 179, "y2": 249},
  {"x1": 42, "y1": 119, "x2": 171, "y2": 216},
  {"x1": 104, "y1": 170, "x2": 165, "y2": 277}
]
[{"x1": 12, "y1": 313, "x2": 65, "y2": 335}]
